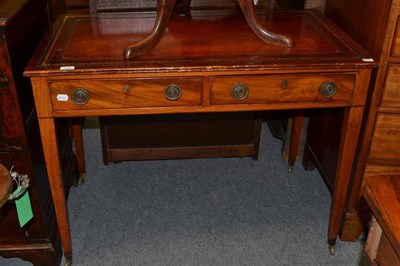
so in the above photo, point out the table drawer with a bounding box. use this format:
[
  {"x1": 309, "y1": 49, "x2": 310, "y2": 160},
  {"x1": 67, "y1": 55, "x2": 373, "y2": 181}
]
[
  {"x1": 50, "y1": 77, "x2": 203, "y2": 111},
  {"x1": 210, "y1": 73, "x2": 355, "y2": 105},
  {"x1": 369, "y1": 113, "x2": 400, "y2": 161},
  {"x1": 381, "y1": 64, "x2": 400, "y2": 108},
  {"x1": 392, "y1": 17, "x2": 400, "y2": 57}
]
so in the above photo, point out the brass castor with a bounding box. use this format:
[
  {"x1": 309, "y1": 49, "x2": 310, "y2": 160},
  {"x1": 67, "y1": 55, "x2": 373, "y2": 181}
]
[
  {"x1": 65, "y1": 260, "x2": 72, "y2": 266},
  {"x1": 73, "y1": 172, "x2": 86, "y2": 187},
  {"x1": 288, "y1": 166, "x2": 294, "y2": 173},
  {"x1": 328, "y1": 245, "x2": 336, "y2": 255}
]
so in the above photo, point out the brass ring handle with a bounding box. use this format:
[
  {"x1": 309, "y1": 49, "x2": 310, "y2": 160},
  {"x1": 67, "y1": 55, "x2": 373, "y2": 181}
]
[
  {"x1": 231, "y1": 83, "x2": 249, "y2": 101},
  {"x1": 72, "y1": 88, "x2": 90, "y2": 105},
  {"x1": 320, "y1": 81, "x2": 337, "y2": 98},
  {"x1": 164, "y1": 84, "x2": 182, "y2": 101}
]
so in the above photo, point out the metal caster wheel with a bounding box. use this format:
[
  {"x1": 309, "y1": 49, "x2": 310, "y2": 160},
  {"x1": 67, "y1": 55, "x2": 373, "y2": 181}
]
[
  {"x1": 73, "y1": 172, "x2": 86, "y2": 187},
  {"x1": 65, "y1": 260, "x2": 72, "y2": 266},
  {"x1": 288, "y1": 166, "x2": 293, "y2": 173},
  {"x1": 78, "y1": 172, "x2": 86, "y2": 185},
  {"x1": 328, "y1": 245, "x2": 335, "y2": 255}
]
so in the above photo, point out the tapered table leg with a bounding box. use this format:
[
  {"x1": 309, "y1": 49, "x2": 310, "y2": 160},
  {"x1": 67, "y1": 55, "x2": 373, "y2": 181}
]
[
  {"x1": 38, "y1": 118, "x2": 73, "y2": 264},
  {"x1": 327, "y1": 106, "x2": 364, "y2": 254},
  {"x1": 69, "y1": 118, "x2": 86, "y2": 186},
  {"x1": 288, "y1": 113, "x2": 304, "y2": 173}
]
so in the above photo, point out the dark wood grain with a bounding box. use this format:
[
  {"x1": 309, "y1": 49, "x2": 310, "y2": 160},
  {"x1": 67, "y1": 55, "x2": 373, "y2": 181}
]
[
  {"x1": 380, "y1": 65, "x2": 400, "y2": 108},
  {"x1": 369, "y1": 114, "x2": 400, "y2": 163},
  {"x1": 325, "y1": 0, "x2": 392, "y2": 60}
]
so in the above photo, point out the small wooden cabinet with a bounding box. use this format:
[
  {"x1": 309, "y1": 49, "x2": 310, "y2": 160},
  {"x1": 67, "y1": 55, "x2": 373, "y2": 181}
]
[{"x1": 0, "y1": 0, "x2": 79, "y2": 264}]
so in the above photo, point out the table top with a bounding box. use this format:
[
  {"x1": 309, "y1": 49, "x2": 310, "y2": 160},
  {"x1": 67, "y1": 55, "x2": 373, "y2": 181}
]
[{"x1": 25, "y1": 9, "x2": 374, "y2": 77}]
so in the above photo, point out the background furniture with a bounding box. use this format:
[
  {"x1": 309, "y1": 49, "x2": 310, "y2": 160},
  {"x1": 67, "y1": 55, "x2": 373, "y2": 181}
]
[
  {"x1": 0, "y1": 0, "x2": 79, "y2": 264},
  {"x1": 312, "y1": 0, "x2": 400, "y2": 242},
  {"x1": 362, "y1": 175, "x2": 400, "y2": 265},
  {"x1": 100, "y1": 113, "x2": 261, "y2": 164}
]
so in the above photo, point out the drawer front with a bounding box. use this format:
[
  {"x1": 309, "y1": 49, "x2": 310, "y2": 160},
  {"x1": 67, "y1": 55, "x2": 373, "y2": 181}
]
[
  {"x1": 369, "y1": 113, "x2": 400, "y2": 161},
  {"x1": 381, "y1": 64, "x2": 400, "y2": 108},
  {"x1": 50, "y1": 77, "x2": 203, "y2": 111},
  {"x1": 210, "y1": 73, "x2": 355, "y2": 105},
  {"x1": 392, "y1": 17, "x2": 400, "y2": 57}
]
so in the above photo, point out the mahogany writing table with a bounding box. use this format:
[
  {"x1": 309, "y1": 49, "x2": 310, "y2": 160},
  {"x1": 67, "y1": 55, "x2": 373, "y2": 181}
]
[{"x1": 25, "y1": 9, "x2": 374, "y2": 264}]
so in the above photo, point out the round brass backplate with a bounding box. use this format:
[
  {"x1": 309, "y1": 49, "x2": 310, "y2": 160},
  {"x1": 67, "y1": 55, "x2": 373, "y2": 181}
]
[
  {"x1": 72, "y1": 88, "x2": 90, "y2": 105},
  {"x1": 164, "y1": 84, "x2": 182, "y2": 101},
  {"x1": 231, "y1": 82, "x2": 249, "y2": 101},
  {"x1": 320, "y1": 81, "x2": 337, "y2": 98}
]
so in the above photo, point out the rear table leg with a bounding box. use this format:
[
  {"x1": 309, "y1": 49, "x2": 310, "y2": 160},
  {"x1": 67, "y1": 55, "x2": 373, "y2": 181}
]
[{"x1": 288, "y1": 114, "x2": 304, "y2": 172}]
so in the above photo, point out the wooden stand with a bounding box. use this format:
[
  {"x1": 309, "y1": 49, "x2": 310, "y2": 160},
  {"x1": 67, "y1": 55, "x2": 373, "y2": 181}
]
[{"x1": 123, "y1": 0, "x2": 293, "y2": 58}]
